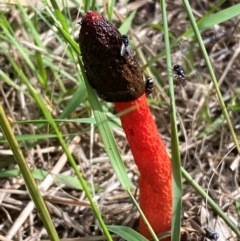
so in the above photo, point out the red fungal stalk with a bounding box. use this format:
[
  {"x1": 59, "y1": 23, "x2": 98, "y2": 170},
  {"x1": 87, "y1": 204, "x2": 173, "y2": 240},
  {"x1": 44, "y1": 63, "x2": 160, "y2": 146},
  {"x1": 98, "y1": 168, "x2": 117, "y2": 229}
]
[
  {"x1": 115, "y1": 95, "x2": 172, "y2": 239},
  {"x1": 79, "y1": 11, "x2": 172, "y2": 240}
]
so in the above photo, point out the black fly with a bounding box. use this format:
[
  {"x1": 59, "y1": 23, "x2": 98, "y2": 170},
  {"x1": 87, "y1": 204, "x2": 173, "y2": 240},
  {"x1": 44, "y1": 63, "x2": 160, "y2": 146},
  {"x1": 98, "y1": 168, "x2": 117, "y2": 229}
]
[
  {"x1": 120, "y1": 34, "x2": 135, "y2": 58},
  {"x1": 122, "y1": 35, "x2": 129, "y2": 47},
  {"x1": 204, "y1": 228, "x2": 219, "y2": 241},
  {"x1": 145, "y1": 77, "x2": 154, "y2": 96},
  {"x1": 173, "y1": 64, "x2": 187, "y2": 86}
]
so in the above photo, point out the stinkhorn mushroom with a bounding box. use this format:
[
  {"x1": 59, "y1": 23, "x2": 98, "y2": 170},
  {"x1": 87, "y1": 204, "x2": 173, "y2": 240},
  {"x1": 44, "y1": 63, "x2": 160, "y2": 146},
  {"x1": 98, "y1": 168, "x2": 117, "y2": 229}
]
[{"x1": 79, "y1": 11, "x2": 172, "y2": 240}]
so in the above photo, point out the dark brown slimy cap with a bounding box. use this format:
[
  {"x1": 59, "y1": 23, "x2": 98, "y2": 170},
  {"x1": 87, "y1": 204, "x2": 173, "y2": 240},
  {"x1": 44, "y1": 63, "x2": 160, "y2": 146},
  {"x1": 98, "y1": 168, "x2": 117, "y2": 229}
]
[{"x1": 79, "y1": 11, "x2": 145, "y2": 102}]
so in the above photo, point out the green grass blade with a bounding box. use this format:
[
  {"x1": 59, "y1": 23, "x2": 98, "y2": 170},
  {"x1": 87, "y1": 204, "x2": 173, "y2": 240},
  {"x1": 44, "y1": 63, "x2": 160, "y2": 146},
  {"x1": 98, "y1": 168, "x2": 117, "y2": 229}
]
[
  {"x1": 182, "y1": 3, "x2": 240, "y2": 238},
  {"x1": 128, "y1": 191, "x2": 159, "y2": 241},
  {"x1": 183, "y1": 3, "x2": 240, "y2": 39},
  {"x1": 80, "y1": 61, "x2": 132, "y2": 189},
  {"x1": 16, "y1": 3, "x2": 48, "y2": 88},
  {"x1": 0, "y1": 168, "x2": 102, "y2": 191},
  {"x1": 106, "y1": 0, "x2": 115, "y2": 21},
  {"x1": 59, "y1": 83, "x2": 88, "y2": 119},
  {"x1": 0, "y1": 106, "x2": 59, "y2": 241},
  {"x1": 182, "y1": 0, "x2": 240, "y2": 169},
  {"x1": 119, "y1": 11, "x2": 136, "y2": 34},
  {"x1": 41, "y1": 2, "x2": 116, "y2": 239},
  {"x1": 160, "y1": 1, "x2": 182, "y2": 240},
  {"x1": 107, "y1": 225, "x2": 149, "y2": 241},
  {"x1": 3, "y1": 35, "x2": 113, "y2": 241}
]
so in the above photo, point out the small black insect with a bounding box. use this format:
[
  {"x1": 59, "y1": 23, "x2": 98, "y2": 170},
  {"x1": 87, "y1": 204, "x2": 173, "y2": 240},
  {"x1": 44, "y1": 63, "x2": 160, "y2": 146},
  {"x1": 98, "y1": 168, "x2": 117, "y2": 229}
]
[
  {"x1": 122, "y1": 34, "x2": 129, "y2": 47},
  {"x1": 173, "y1": 64, "x2": 186, "y2": 86},
  {"x1": 120, "y1": 34, "x2": 135, "y2": 57},
  {"x1": 145, "y1": 77, "x2": 155, "y2": 96},
  {"x1": 204, "y1": 228, "x2": 219, "y2": 241}
]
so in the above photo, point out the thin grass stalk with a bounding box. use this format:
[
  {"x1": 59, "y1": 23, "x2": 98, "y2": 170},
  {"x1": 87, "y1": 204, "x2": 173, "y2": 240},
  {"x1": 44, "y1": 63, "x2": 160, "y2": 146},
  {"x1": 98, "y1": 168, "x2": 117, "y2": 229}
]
[
  {"x1": 182, "y1": 0, "x2": 240, "y2": 156},
  {"x1": 127, "y1": 191, "x2": 160, "y2": 241},
  {"x1": 182, "y1": 167, "x2": 240, "y2": 238},
  {"x1": 0, "y1": 106, "x2": 59, "y2": 241},
  {"x1": 160, "y1": 0, "x2": 182, "y2": 240},
  {"x1": 3, "y1": 45, "x2": 113, "y2": 240}
]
